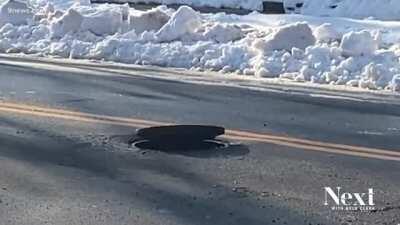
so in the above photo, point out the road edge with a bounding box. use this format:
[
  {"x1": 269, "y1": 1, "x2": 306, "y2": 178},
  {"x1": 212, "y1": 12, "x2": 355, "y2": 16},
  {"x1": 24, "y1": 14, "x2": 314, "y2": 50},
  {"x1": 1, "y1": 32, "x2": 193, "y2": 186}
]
[{"x1": 1, "y1": 54, "x2": 400, "y2": 116}]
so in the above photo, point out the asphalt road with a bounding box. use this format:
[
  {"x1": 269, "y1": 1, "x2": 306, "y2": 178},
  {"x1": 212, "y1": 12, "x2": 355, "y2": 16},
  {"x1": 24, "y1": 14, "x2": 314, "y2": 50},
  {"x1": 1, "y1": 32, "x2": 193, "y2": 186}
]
[{"x1": 0, "y1": 57, "x2": 400, "y2": 225}]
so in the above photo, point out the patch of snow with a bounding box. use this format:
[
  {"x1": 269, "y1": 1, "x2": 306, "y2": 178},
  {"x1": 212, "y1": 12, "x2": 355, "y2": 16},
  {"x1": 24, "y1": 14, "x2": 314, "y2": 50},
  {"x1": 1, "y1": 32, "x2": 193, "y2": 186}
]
[
  {"x1": 203, "y1": 23, "x2": 244, "y2": 43},
  {"x1": 128, "y1": 7, "x2": 170, "y2": 34},
  {"x1": 81, "y1": 8, "x2": 123, "y2": 35},
  {"x1": 254, "y1": 22, "x2": 315, "y2": 52},
  {"x1": 302, "y1": 0, "x2": 400, "y2": 21},
  {"x1": 389, "y1": 74, "x2": 400, "y2": 92},
  {"x1": 340, "y1": 31, "x2": 378, "y2": 57},
  {"x1": 155, "y1": 5, "x2": 201, "y2": 42},
  {"x1": 31, "y1": 0, "x2": 73, "y2": 9},
  {"x1": 50, "y1": 8, "x2": 83, "y2": 38},
  {"x1": 313, "y1": 23, "x2": 341, "y2": 43}
]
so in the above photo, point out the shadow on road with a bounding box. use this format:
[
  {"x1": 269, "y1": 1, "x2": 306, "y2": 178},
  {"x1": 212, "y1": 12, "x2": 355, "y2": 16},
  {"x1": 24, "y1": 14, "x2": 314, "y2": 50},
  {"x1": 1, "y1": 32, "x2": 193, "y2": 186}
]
[
  {"x1": 0, "y1": 117, "x2": 329, "y2": 225},
  {"x1": 112, "y1": 134, "x2": 250, "y2": 158}
]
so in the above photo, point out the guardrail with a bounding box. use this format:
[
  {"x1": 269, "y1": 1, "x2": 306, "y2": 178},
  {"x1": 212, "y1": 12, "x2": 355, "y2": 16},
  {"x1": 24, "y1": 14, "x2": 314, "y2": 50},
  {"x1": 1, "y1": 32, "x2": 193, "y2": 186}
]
[{"x1": 89, "y1": 0, "x2": 285, "y2": 15}]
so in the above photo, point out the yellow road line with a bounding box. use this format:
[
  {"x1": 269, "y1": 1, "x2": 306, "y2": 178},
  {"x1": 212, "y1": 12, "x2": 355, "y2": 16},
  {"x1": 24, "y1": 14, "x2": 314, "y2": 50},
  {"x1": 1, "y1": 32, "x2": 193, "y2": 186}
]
[
  {"x1": 0, "y1": 101, "x2": 399, "y2": 161},
  {"x1": 225, "y1": 130, "x2": 400, "y2": 157}
]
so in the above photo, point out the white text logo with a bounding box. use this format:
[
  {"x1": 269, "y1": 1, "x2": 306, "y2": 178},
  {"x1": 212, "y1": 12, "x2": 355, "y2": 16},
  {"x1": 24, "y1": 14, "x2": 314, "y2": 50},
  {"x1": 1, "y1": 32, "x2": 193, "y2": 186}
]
[{"x1": 324, "y1": 187, "x2": 375, "y2": 211}]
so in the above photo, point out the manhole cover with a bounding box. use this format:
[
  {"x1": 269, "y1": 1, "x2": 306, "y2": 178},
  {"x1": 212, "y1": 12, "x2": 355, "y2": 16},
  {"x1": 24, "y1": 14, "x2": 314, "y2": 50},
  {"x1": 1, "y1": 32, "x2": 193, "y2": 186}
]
[{"x1": 130, "y1": 125, "x2": 227, "y2": 151}]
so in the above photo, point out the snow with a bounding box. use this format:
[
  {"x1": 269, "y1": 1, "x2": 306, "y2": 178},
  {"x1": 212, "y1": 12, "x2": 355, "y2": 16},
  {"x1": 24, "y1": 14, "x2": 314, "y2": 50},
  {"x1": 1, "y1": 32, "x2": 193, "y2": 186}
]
[
  {"x1": 313, "y1": 23, "x2": 341, "y2": 43},
  {"x1": 114, "y1": 0, "x2": 265, "y2": 11},
  {"x1": 26, "y1": 0, "x2": 400, "y2": 21},
  {"x1": 2, "y1": 0, "x2": 400, "y2": 93},
  {"x1": 302, "y1": 0, "x2": 400, "y2": 21},
  {"x1": 128, "y1": 7, "x2": 170, "y2": 34},
  {"x1": 203, "y1": 23, "x2": 244, "y2": 43},
  {"x1": 340, "y1": 31, "x2": 378, "y2": 57},
  {"x1": 50, "y1": 8, "x2": 83, "y2": 38},
  {"x1": 81, "y1": 8, "x2": 123, "y2": 35},
  {"x1": 390, "y1": 75, "x2": 400, "y2": 91},
  {"x1": 254, "y1": 22, "x2": 315, "y2": 52},
  {"x1": 155, "y1": 5, "x2": 201, "y2": 42}
]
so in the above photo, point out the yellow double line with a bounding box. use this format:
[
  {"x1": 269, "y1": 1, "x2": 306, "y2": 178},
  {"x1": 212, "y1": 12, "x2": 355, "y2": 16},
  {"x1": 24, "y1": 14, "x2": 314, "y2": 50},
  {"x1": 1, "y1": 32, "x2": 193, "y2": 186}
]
[{"x1": 0, "y1": 101, "x2": 399, "y2": 162}]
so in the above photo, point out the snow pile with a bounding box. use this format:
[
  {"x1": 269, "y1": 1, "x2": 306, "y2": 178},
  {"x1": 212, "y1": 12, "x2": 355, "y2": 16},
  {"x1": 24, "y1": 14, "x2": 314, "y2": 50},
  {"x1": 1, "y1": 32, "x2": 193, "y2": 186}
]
[
  {"x1": 155, "y1": 5, "x2": 201, "y2": 42},
  {"x1": 302, "y1": 0, "x2": 400, "y2": 21},
  {"x1": 340, "y1": 31, "x2": 379, "y2": 57},
  {"x1": 313, "y1": 23, "x2": 341, "y2": 43},
  {"x1": 203, "y1": 23, "x2": 244, "y2": 43},
  {"x1": 128, "y1": 7, "x2": 170, "y2": 34},
  {"x1": 50, "y1": 8, "x2": 83, "y2": 38},
  {"x1": 81, "y1": 8, "x2": 124, "y2": 35},
  {"x1": 31, "y1": 0, "x2": 85, "y2": 9},
  {"x1": 390, "y1": 75, "x2": 400, "y2": 91},
  {"x1": 254, "y1": 22, "x2": 315, "y2": 52},
  {"x1": 2, "y1": 2, "x2": 400, "y2": 92}
]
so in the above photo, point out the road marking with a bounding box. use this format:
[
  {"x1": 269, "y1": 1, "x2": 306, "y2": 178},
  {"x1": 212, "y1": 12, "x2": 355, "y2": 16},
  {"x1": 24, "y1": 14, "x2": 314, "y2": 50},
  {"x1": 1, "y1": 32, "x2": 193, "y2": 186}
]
[{"x1": 0, "y1": 101, "x2": 399, "y2": 162}]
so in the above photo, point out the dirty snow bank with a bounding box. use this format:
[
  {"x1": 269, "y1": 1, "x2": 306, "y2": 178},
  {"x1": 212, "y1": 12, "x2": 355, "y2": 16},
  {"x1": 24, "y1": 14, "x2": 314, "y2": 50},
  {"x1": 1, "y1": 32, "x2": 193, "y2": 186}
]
[{"x1": 2, "y1": 1, "x2": 400, "y2": 92}]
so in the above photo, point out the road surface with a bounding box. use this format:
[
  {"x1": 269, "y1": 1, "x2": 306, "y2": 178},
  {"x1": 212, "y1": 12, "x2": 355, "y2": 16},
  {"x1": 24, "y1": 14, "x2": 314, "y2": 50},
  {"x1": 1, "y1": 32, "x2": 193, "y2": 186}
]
[{"x1": 0, "y1": 57, "x2": 399, "y2": 225}]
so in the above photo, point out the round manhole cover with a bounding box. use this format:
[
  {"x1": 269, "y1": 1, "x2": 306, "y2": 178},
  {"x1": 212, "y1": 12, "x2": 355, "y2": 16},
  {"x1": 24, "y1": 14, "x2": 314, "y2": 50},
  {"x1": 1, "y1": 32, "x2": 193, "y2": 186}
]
[{"x1": 130, "y1": 125, "x2": 227, "y2": 151}]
